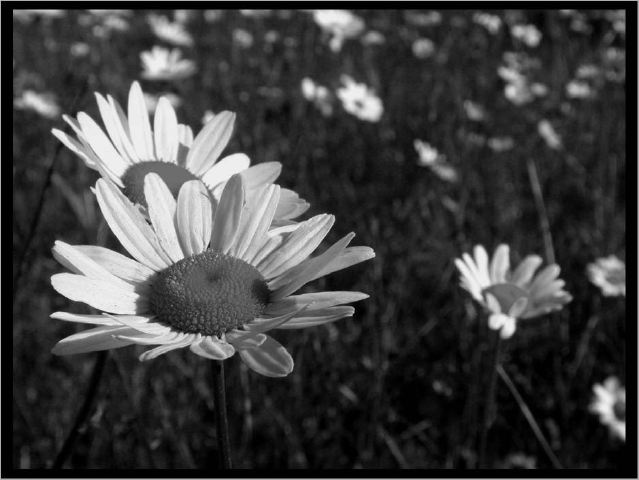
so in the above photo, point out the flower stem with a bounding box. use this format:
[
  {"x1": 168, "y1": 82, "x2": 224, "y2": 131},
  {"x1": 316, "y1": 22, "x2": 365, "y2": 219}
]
[
  {"x1": 212, "y1": 361, "x2": 232, "y2": 469},
  {"x1": 52, "y1": 351, "x2": 108, "y2": 469},
  {"x1": 478, "y1": 330, "x2": 502, "y2": 468},
  {"x1": 497, "y1": 364, "x2": 563, "y2": 469},
  {"x1": 526, "y1": 157, "x2": 555, "y2": 265}
]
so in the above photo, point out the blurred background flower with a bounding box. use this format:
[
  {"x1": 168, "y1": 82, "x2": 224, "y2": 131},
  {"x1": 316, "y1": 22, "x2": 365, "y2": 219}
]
[
  {"x1": 336, "y1": 75, "x2": 383, "y2": 123},
  {"x1": 590, "y1": 377, "x2": 626, "y2": 442},
  {"x1": 587, "y1": 255, "x2": 626, "y2": 297},
  {"x1": 140, "y1": 46, "x2": 196, "y2": 81}
]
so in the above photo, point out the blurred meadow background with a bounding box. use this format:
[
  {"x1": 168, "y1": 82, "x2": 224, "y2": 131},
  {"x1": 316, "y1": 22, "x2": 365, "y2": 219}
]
[{"x1": 12, "y1": 8, "x2": 630, "y2": 470}]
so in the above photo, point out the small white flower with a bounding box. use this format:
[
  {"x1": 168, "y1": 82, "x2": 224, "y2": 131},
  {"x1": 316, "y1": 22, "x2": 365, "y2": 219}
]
[
  {"x1": 590, "y1": 376, "x2": 626, "y2": 441},
  {"x1": 487, "y1": 136, "x2": 514, "y2": 152},
  {"x1": 412, "y1": 38, "x2": 435, "y2": 59},
  {"x1": 233, "y1": 29, "x2": 254, "y2": 49},
  {"x1": 406, "y1": 11, "x2": 442, "y2": 27},
  {"x1": 141, "y1": 46, "x2": 197, "y2": 81},
  {"x1": 336, "y1": 75, "x2": 383, "y2": 123},
  {"x1": 361, "y1": 30, "x2": 386, "y2": 46},
  {"x1": 510, "y1": 24, "x2": 542, "y2": 47},
  {"x1": 201, "y1": 109, "x2": 216, "y2": 125},
  {"x1": 576, "y1": 64, "x2": 601, "y2": 79},
  {"x1": 14, "y1": 90, "x2": 61, "y2": 119},
  {"x1": 566, "y1": 80, "x2": 594, "y2": 99},
  {"x1": 312, "y1": 10, "x2": 365, "y2": 52},
  {"x1": 70, "y1": 42, "x2": 90, "y2": 58},
  {"x1": 463, "y1": 100, "x2": 486, "y2": 122},
  {"x1": 456, "y1": 244, "x2": 572, "y2": 338},
  {"x1": 204, "y1": 10, "x2": 224, "y2": 23},
  {"x1": 537, "y1": 120, "x2": 562, "y2": 150},
  {"x1": 301, "y1": 77, "x2": 333, "y2": 117},
  {"x1": 587, "y1": 255, "x2": 626, "y2": 297},
  {"x1": 147, "y1": 13, "x2": 194, "y2": 47},
  {"x1": 473, "y1": 12, "x2": 502, "y2": 34},
  {"x1": 414, "y1": 140, "x2": 457, "y2": 183}
]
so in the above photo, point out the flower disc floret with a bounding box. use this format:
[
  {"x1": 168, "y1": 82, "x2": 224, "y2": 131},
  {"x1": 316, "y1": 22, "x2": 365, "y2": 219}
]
[{"x1": 150, "y1": 250, "x2": 270, "y2": 337}]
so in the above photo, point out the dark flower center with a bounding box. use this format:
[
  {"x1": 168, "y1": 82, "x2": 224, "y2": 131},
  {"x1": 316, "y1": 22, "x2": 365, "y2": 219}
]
[
  {"x1": 121, "y1": 161, "x2": 200, "y2": 207},
  {"x1": 149, "y1": 251, "x2": 270, "y2": 337},
  {"x1": 613, "y1": 399, "x2": 626, "y2": 421}
]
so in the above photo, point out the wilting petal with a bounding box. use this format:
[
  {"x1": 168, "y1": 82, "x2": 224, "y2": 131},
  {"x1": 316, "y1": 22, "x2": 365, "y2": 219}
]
[
  {"x1": 190, "y1": 336, "x2": 236, "y2": 360},
  {"x1": 52, "y1": 326, "x2": 144, "y2": 355},
  {"x1": 50, "y1": 312, "x2": 121, "y2": 326},
  {"x1": 239, "y1": 336, "x2": 294, "y2": 377},
  {"x1": 139, "y1": 334, "x2": 195, "y2": 361},
  {"x1": 276, "y1": 306, "x2": 355, "y2": 329}
]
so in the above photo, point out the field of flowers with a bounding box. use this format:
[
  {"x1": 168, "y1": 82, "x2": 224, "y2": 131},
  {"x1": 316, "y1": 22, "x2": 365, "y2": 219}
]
[{"x1": 12, "y1": 8, "x2": 631, "y2": 471}]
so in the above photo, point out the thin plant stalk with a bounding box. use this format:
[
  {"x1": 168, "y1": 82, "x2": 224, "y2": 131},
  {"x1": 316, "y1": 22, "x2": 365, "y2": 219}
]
[
  {"x1": 51, "y1": 351, "x2": 108, "y2": 469},
  {"x1": 212, "y1": 361, "x2": 232, "y2": 469},
  {"x1": 478, "y1": 330, "x2": 502, "y2": 468},
  {"x1": 526, "y1": 157, "x2": 555, "y2": 265},
  {"x1": 497, "y1": 364, "x2": 563, "y2": 469}
]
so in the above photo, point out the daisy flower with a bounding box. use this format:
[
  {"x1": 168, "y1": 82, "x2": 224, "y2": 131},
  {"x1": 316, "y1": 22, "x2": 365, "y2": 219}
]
[
  {"x1": 301, "y1": 77, "x2": 333, "y2": 117},
  {"x1": 587, "y1": 255, "x2": 626, "y2": 297},
  {"x1": 140, "y1": 47, "x2": 197, "y2": 81},
  {"x1": 590, "y1": 376, "x2": 626, "y2": 441},
  {"x1": 147, "y1": 13, "x2": 194, "y2": 47},
  {"x1": 473, "y1": 12, "x2": 502, "y2": 35},
  {"x1": 312, "y1": 10, "x2": 365, "y2": 52},
  {"x1": 414, "y1": 140, "x2": 458, "y2": 183},
  {"x1": 510, "y1": 24, "x2": 542, "y2": 48},
  {"x1": 412, "y1": 38, "x2": 435, "y2": 59},
  {"x1": 50, "y1": 175, "x2": 375, "y2": 377},
  {"x1": 455, "y1": 244, "x2": 572, "y2": 338},
  {"x1": 336, "y1": 75, "x2": 384, "y2": 123},
  {"x1": 537, "y1": 119, "x2": 562, "y2": 150},
  {"x1": 51, "y1": 81, "x2": 309, "y2": 224},
  {"x1": 14, "y1": 90, "x2": 61, "y2": 119},
  {"x1": 566, "y1": 79, "x2": 594, "y2": 99}
]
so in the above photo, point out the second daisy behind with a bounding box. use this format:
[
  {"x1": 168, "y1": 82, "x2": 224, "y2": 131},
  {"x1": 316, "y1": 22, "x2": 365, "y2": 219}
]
[{"x1": 51, "y1": 174, "x2": 374, "y2": 377}]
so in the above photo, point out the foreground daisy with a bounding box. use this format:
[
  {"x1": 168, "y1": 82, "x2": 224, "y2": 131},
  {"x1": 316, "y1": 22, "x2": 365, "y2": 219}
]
[
  {"x1": 455, "y1": 244, "x2": 572, "y2": 338},
  {"x1": 590, "y1": 376, "x2": 626, "y2": 441},
  {"x1": 50, "y1": 175, "x2": 375, "y2": 377},
  {"x1": 587, "y1": 255, "x2": 626, "y2": 297},
  {"x1": 52, "y1": 81, "x2": 308, "y2": 224}
]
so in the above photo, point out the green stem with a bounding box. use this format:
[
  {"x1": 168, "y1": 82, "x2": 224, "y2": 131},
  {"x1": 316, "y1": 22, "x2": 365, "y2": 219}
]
[
  {"x1": 497, "y1": 365, "x2": 563, "y2": 469},
  {"x1": 212, "y1": 361, "x2": 232, "y2": 469},
  {"x1": 478, "y1": 330, "x2": 502, "y2": 468},
  {"x1": 52, "y1": 351, "x2": 108, "y2": 469}
]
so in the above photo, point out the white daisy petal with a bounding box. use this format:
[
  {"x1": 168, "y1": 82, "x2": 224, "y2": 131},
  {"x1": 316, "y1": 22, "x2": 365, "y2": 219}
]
[
  {"x1": 484, "y1": 292, "x2": 502, "y2": 314},
  {"x1": 258, "y1": 214, "x2": 335, "y2": 280},
  {"x1": 52, "y1": 326, "x2": 144, "y2": 355},
  {"x1": 143, "y1": 173, "x2": 183, "y2": 263},
  {"x1": 304, "y1": 245, "x2": 374, "y2": 284},
  {"x1": 528, "y1": 264, "x2": 561, "y2": 295},
  {"x1": 52, "y1": 241, "x2": 131, "y2": 289},
  {"x1": 189, "y1": 336, "x2": 236, "y2": 360},
  {"x1": 509, "y1": 255, "x2": 543, "y2": 286},
  {"x1": 473, "y1": 245, "x2": 491, "y2": 286},
  {"x1": 51, "y1": 129, "x2": 96, "y2": 168},
  {"x1": 239, "y1": 162, "x2": 282, "y2": 190},
  {"x1": 500, "y1": 316, "x2": 517, "y2": 338},
  {"x1": 105, "y1": 314, "x2": 169, "y2": 335},
  {"x1": 186, "y1": 111, "x2": 236, "y2": 175},
  {"x1": 234, "y1": 184, "x2": 280, "y2": 261},
  {"x1": 153, "y1": 97, "x2": 179, "y2": 163},
  {"x1": 507, "y1": 296, "x2": 529, "y2": 318},
  {"x1": 139, "y1": 334, "x2": 194, "y2": 361},
  {"x1": 176, "y1": 180, "x2": 213, "y2": 257},
  {"x1": 238, "y1": 335, "x2": 294, "y2": 377},
  {"x1": 115, "y1": 330, "x2": 182, "y2": 345},
  {"x1": 77, "y1": 112, "x2": 129, "y2": 177},
  {"x1": 201, "y1": 153, "x2": 251, "y2": 189},
  {"x1": 95, "y1": 178, "x2": 170, "y2": 271},
  {"x1": 265, "y1": 291, "x2": 368, "y2": 316},
  {"x1": 276, "y1": 306, "x2": 355, "y2": 329},
  {"x1": 51, "y1": 273, "x2": 144, "y2": 314},
  {"x1": 274, "y1": 188, "x2": 310, "y2": 221},
  {"x1": 234, "y1": 305, "x2": 310, "y2": 337},
  {"x1": 461, "y1": 253, "x2": 484, "y2": 289},
  {"x1": 210, "y1": 174, "x2": 244, "y2": 254},
  {"x1": 127, "y1": 81, "x2": 155, "y2": 160},
  {"x1": 269, "y1": 231, "x2": 352, "y2": 300},
  {"x1": 224, "y1": 331, "x2": 266, "y2": 349},
  {"x1": 105, "y1": 94, "x2": 141, "y2": 163},
  {"x1": 94, "y1": 93, "x2": 135, "y2": 165},
  {"x1": 50, "y1": 312, "x2": 122, "y2": 326},
  {"x1": 247, "y1": 234, "x2": 284, "y2": 267},
  {"x1": 74, "y1": 245, "x2": 154, "y2": 284},
  {"x1": 489, "y1": 244, "x2": 510, "y2": 283}
]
